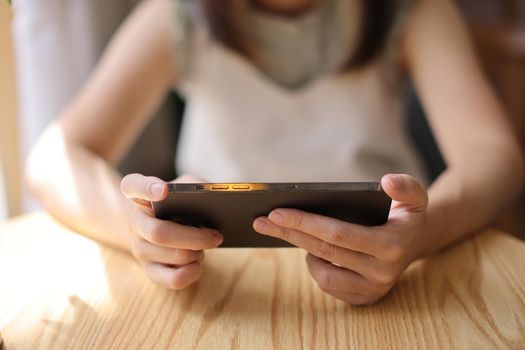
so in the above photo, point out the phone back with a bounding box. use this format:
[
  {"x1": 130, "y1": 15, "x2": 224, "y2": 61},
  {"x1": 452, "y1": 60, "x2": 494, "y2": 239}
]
[{"x1": 153, "y1": 183, "x2": 391, "y2": 247}]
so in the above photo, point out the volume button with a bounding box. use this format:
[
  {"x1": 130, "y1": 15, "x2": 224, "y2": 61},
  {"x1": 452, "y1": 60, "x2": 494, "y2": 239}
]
[
  {"x1": 232, "y1": 185, "x2": 250, "y2": 190},
  {"x1": 211, "y1": 185, "x2": 229, "y2": 190}
]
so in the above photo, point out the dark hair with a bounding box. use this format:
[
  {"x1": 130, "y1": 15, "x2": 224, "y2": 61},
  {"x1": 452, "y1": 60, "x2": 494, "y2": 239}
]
[{"x1": 199, "y1": 0, "x2": 398, "y2": 70}]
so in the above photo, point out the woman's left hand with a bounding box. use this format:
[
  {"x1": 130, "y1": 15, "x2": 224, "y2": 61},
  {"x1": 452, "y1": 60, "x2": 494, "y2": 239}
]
[{"x1": 253, "y1": 174, "x2": 428, "y2": 305}]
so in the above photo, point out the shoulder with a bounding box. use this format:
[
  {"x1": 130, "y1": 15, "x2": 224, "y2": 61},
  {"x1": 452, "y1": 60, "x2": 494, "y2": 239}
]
[
  {"x1": 401, "y1": 0, "x2": 472, "y2": 68},
  {"x1": 141, "y1": 0, "x2": 174, "y2": 17},
  {"x1": 117, "y1": 0, "x2": 182, "y2": 86},
  {"x1": 117, "y1": 0, "x2": 177, "y2": 62},
  {"x1": 133, "y1": 0, "x2": 175, "y2": 31},
  {"x1": 403, "y1": 0, "x2": 465, "y2": 37}
]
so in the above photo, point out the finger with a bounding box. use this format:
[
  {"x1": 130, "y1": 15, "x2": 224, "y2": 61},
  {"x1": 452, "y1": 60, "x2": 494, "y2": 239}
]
[
  {"x1": 306, "y1": 253, "x2": 373, "y2": 294},
  {"x1": 137, "y1": 212, "x2": 223, "y2": 249},
  {"x1": 133, "y1": 238, "x2": 205, "y2": 265},
  {"x1": 265, "y1": 208, "x2": 375, "y2": 254},
  {"x1": 254, "y1": 217, "x2": 375, "y2": 273},
  {"x1": 121, "y1": 173, "x2": 167, "y2": 202},
  {"x1": 381, "y1": 174, "x2": 427, "y2": 212},
  {"x1": 143, "y1": 262, "x2": 203, "y2": 290}
]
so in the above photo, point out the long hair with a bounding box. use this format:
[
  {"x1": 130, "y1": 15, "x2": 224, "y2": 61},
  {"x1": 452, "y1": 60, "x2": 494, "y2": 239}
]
[{"x1": 199, "y1": 0, "x2": 398, "y2": 70}]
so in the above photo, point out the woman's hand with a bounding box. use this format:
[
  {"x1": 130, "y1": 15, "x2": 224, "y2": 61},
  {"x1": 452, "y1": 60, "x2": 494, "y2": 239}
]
[
  {"x1": 253, "y1": 174, "x2": 428, "y2": 305},
  {"x1": 120, "y1": 174, "x2": 223, "y2": 290}
]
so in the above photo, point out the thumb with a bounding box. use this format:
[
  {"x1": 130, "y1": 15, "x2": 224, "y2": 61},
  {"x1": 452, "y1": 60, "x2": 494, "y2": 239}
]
[
  {"x1": 120, "y1": 173, "x2": 167, "y2": 202},
  {"x1": 381, "y1": 174, "x2": 428, "y2": 212}
]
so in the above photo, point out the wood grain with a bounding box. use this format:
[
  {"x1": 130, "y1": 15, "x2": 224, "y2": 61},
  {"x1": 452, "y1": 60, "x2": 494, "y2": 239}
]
[{"x1": 1, "y1": 213, "x2": 525, "y2": 349}]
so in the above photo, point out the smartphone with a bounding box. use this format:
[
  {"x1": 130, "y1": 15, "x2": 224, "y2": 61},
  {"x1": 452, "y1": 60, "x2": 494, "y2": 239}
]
[{"x1": 152, "y1": 182, "x2": 391, "y2": 247}]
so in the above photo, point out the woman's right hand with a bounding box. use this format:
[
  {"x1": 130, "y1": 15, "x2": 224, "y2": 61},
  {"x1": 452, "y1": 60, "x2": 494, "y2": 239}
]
[{"x1": 120, "y1": 174, "x2": 223, "y2": 289}]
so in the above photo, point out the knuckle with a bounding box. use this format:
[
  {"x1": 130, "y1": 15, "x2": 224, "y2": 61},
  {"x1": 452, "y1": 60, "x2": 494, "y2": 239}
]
[
  {"x1": 327, "y1": 225, "x2": 346, "y2": 244},
  {"x1": 378, "y1": 235, "x2": 404, "y2": 262},
  {"x1": 197, "y1": 250, "x2": 206, "y2": 264},
  {"x1": 131, "y1": 239, "x2": 147, "y2": 261},
  {"x1": 173, "y1": 249, "x2": 190, "y2": 263},
  {"x1": 384, "y1": 244, "x2": 404, "y2": 264},
  {"x1": 192, "y1": 229, "x2": 214, "y2": 248},
  {"x1": 292, "y1": 212, "x2": 304, "y2": 229},
  {"x1": 315, "y1": 241, "x2": 337, "y2": 260},
  {"x1": 148, "y1": 220, "x2": 167, "y2": 245},
  {"x1": 316, "y1": 269, "x2": 333, "y2": 290},
  {"x1": 372, "y1": 269, "x2": 397, "y2": 287},
  {"x1": 168, "y1": 272, "x2": 186, "y2": 290},
  {"x1": 277, "y1": 226, "x2": 290, "y2": 241},
  {"x1": 177, "y1": 249, "x2": 199, "y2": 264}
]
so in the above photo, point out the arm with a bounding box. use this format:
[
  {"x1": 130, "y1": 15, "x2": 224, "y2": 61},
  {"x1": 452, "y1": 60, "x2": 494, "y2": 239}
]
[
  {"x1": 403, "y1": 0, "x2": 524, "y2": 256},
  {"x1": 26, "y1": 0, "x2": 221, "y2": 289},
  {"x1": 27, "y1": 0, "x2": 175, "y2": 250},
  {"x1": 253, "y1": 0, "x2": 524, "y2": 305}
]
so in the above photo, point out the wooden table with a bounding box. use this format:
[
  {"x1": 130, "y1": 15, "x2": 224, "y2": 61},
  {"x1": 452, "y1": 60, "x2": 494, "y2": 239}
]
[{"x1": 1, "y1": 213, "x2": 525, "y2": 349}]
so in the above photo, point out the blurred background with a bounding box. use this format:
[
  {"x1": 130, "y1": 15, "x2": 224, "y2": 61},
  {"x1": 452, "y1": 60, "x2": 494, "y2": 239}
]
[{"x1": 0, "y1": 0, "x2": 524, "y2": 237}]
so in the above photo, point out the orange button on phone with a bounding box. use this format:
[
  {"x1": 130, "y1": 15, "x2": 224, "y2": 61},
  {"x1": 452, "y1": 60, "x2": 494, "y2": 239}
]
[
  {"x1": 232, "y1": 185, "x2": 251, "y2": 190},
  {"x1": 211, "y1": 185, "x2": 229, "y2": 190}
]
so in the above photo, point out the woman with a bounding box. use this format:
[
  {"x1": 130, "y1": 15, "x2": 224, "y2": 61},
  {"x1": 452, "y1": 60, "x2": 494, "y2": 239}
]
[{"x1": 26, "y1": 0, "x2": 523, "y2": 305}]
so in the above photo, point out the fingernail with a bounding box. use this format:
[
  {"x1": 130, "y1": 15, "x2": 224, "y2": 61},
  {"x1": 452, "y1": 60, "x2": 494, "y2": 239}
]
[
  {"x1": 150, "y1": 183, "x2": 165, "y2": 197},
  {"x1": 212, "y1": 231, "x2": 223, "y2": 245},
  {"x1": 388, "y1": 175, "x2": 402, "y2": 191},
  {"x1": 268, "y1": 210, "x2": 285, "y2": 224},
  {"x1": 253, "y1": 218, "x2": 268, "y2": 232}
]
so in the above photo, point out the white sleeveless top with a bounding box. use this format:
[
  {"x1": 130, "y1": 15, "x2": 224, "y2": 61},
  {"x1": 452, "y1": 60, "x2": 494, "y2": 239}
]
[{"x1": 171, "y1": 0, "x2": 427, "y2": 184}]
